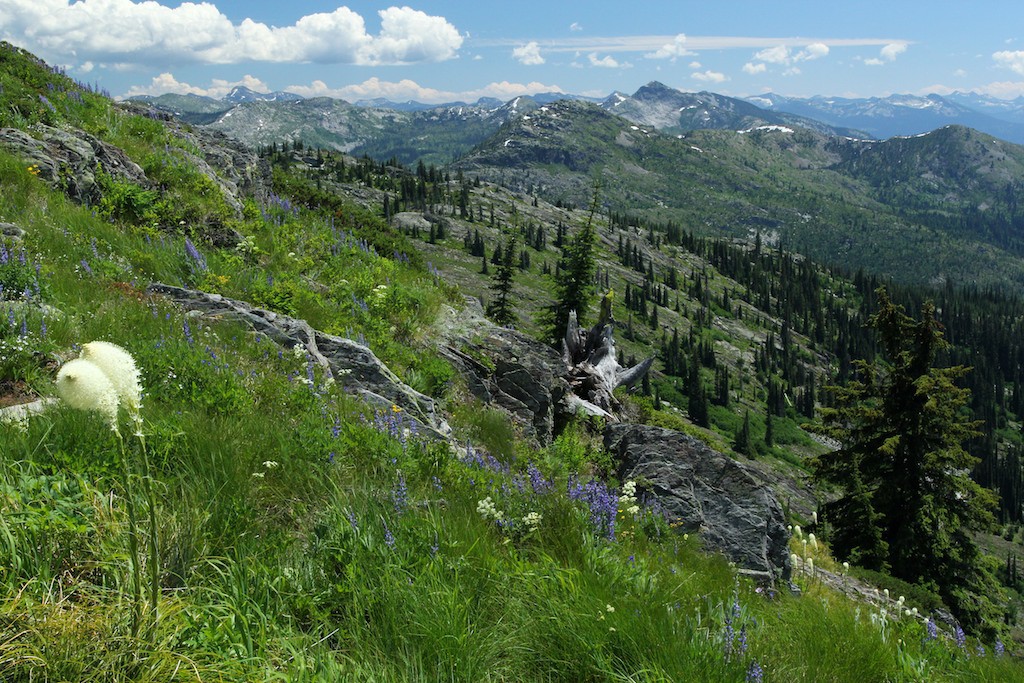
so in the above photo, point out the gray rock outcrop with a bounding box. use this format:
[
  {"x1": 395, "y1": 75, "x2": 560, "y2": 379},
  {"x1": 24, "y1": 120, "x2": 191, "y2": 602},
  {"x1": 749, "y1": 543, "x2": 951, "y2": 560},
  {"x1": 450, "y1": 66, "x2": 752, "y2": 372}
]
[
  {"x1": 0, "y1": 125, "x2": 147, "y2": 204},
  {"x1": 437, "y1": 297, "x2": 567, "y2": 445},
  {"x1": 606, "y1": 423, "x2": 790, "y2": 581},
  {"x1": 146, "y1": 283, "x2": 450, "y2": 439}
]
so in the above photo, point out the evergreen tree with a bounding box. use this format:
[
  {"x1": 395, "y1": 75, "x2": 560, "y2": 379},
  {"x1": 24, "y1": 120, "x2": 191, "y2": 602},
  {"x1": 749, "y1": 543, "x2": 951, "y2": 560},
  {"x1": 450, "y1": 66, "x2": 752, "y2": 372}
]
[
  {"x1": 486, "y1": 233, "x2": 518, "y2": 326},
  {"x1": 541, "y1": 187, "x2": 600, "y2": 344},
  {"x1": 734, "y1": 410, "x2": 753, "y2": 457},
  {"x1": 815, "y1": 288, "x2": 1000, "y2": 631}
]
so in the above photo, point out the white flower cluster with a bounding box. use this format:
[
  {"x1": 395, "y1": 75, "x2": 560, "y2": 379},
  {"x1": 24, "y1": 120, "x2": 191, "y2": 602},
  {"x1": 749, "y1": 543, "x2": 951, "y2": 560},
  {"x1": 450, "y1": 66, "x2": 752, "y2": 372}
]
[
  {"x1": 55, "y1": 341, "x2": 142, "y2": 433},
  {"x1": 476, "y1": 496, "x2": 504, "y2": 522},
  {"x1": 522, "y1": 511, "x2": 542, "y2": 532},
  {"x1": 618, "y1": 480, "x2": 640, "y2": 516}
]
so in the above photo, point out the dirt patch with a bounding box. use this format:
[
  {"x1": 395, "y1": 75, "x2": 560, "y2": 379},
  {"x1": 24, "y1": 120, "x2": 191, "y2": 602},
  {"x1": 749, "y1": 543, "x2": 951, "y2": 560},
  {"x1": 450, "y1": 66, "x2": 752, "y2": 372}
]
[{"x1": 0, "y1": 379, "x2": 37, "y2": 408}]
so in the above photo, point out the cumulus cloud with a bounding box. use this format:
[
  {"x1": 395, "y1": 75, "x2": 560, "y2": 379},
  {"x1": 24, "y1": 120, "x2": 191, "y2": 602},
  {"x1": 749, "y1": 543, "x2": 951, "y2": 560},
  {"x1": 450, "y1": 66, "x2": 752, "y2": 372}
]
[
  {"x1": 755, "y1": 45, "x2": 792, "y2": 64},
  {"x1": 994, "y1": 50, "x2": 1024, "y2": 75},
  {"x1": 880, "y1": 42, "x2": 907, "y2": 61},
  {"x1": 122, "y1": 73, "x2": 271, "y2": 99},
  {"x1": 692, "y1": 70, "x2": 727, "y2": 83},
  {"x1": 751, "y1": 42, "x2": 828, "y2": 69},
  {"x1": 645, "y1": 34, "x2": 694, "y2": 60},
  {"x1": 0, "y1": 1, "x2": 462, "y2": 68},
  {"x1": 569, "y1": 22, "x2": 583, "y2": 32},
  {"x1": 588, "y1": 53, "x2": 621, "y2": 68},
  {"x1": 801, "y1": 42, "x2": 830, "y2": 60},
  {"x1": 866, "y1": 42, "x2": 907, "y2": 66},
  {"x1": 742, "y1": 62, "x2": 767, "y2": 75},
  {"x1": 513, "y1": 41, "x2": 545, "y2": 65}
]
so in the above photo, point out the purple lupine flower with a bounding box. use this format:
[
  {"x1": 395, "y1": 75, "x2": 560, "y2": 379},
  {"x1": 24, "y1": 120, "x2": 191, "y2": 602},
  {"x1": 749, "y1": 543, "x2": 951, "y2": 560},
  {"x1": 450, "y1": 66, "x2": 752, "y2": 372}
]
[
  {"x1": 80, "y1": 259, "x2": 92, "y2": 275},
  {"x1": 184, "y1": 237, "x2": 207, "y2": 272},
  {"x1": 332, "y1": 417, "x2": 342, "y2": 439},
  {"x1": 738, "y1": 626, "x2": 748, "y2": 655},
  {"x1": 432, "y1": 476, "x2": 443, "y2": 492},
  {"x1": 392, "y1": 472, "x2": 408, "y2": 515},
  {"x1": 383, "y1": 520, "x2": 395, "y2": 548},
  {"x1": 430, "y1": 532, "x2": 439, "y2": 557},
  {"x1": 925, "y1": 618, "x2": 937, "y2": 642},
  {"x1": 955, "y1": 624, "x2": 967, "y2": 650},
  {"x1": 183, "y1": 318, "x2": 194, "y2": 345},
  {"x1": 746, "y1": 661, "x2": 763, "y2": 683},
  {"x1": 976, "y1": 644, "x2": 986, "y2": 657},
  {"x1": 528, "y1": 462, "x2": 552, "y2": 495},
  {"x1": 19, "y1": 318, "x2": 28, "y2": 338},
  {"x1": 345, "y1": 509, "x2": 358, "y2": 531}
]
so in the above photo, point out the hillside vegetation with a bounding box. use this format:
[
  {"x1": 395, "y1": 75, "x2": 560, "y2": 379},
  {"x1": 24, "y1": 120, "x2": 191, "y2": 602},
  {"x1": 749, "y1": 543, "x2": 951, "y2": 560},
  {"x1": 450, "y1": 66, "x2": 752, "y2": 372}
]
[{"x1": 1, "y1": 42, "x2": 1023, "y2": 681}]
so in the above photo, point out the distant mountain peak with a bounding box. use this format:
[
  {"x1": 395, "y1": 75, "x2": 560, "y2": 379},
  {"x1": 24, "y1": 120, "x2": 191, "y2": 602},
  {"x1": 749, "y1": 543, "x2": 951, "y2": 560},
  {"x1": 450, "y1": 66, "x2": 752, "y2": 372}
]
[{"x1": 224, "y1": 86, "x2": 303, "y2": 104}]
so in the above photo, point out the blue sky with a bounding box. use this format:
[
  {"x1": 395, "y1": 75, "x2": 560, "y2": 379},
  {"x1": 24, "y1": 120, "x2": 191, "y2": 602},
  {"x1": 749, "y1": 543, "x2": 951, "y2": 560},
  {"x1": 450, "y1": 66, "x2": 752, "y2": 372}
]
[{"x1": 2, "y1": 1, "x2": 1024, "y2": 103}]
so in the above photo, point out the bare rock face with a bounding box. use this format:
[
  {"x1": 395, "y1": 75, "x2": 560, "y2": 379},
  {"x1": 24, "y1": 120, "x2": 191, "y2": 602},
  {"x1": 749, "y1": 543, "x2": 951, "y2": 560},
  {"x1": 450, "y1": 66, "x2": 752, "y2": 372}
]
[
  {"x1": 437, "y1": 298, "x2": 567, "y2": 446},
  {"x1": 146, "y1": 283, "x2": 450, "y2": 439},
  {"x1": 606, "y1": 423, "x2": 791, "y2": 582}
]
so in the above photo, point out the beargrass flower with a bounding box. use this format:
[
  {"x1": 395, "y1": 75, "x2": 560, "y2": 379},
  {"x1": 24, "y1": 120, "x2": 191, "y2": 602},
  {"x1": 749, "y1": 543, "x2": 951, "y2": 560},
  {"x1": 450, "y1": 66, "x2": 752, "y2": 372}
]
[
  {"x1": 79, "y1": 341, "x2": 142, "y2": 421},
  {"x1": 55, "y1": 358, "x2": 120, "y2": 432}
]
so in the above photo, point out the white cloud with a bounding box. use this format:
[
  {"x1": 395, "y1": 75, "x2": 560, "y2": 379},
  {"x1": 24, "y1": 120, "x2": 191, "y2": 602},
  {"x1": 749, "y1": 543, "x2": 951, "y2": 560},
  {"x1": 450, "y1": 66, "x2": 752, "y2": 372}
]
[
  {"x1": 692, "y1": 70, "x2": 727, "y2": 83},
  {"x1": 569, "y1": 22, "x2": 583, "y2": 32},
  {"x1": 755, "y1": 45, "x2": 791, "y2": 64},
  {"x1": 864, "y1": 58, "x2": 885, "y2": 66},
  {"x1": 752, "y1": 42, "x2": 828, "y2": 67},
  {"x1": 800, "y1": 42, "x2": 829, "y2": 60},
  {"x1": 513, "y1": 41, "x2": 545, "y2": 65},
  {"x1": 689, "y1": 61, "x2": 702, "y2": 69},
  {"x1": 122, "y1": 72, "x2": 271, "y2": 99},
  {"x1": 994, "y1": 50, "x2": 1024, "y2": 75},
  {"x1": 0, "y1": 2, "x2": 462, "y2": 68},
  {"x1": 588, "y1": 53, "x2": 621, "y2": 68},
  {"x1": 953, "y1": 68, "x2": 967, "y2": 78},
  {"x1": 880, "y1": 42, "x2": 907, "y2": 61},
  {"x1": 743, "y1": 62, "x2": 767, "y2": 75},
  {"x1": 645, "y1": 33, "x2": 693, "y2": 60}
]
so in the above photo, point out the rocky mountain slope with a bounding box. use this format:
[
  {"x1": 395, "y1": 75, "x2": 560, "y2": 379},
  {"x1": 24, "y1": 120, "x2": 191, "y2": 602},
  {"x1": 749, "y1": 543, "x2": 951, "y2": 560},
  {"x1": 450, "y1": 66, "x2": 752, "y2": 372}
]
[
  {"x1": 455, "y1": 98, "x2": 1024, "y2": 293},
  {"x1": 603, "y1": 81, "x2": 867, "y2": 138}
]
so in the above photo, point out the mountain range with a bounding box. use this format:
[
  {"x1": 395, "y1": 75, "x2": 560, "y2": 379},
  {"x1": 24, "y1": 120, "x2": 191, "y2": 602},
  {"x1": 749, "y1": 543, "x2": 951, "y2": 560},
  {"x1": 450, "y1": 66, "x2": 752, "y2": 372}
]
[{"x1": 132, "y1": 81, "x2": 1024, "y2": 146}]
